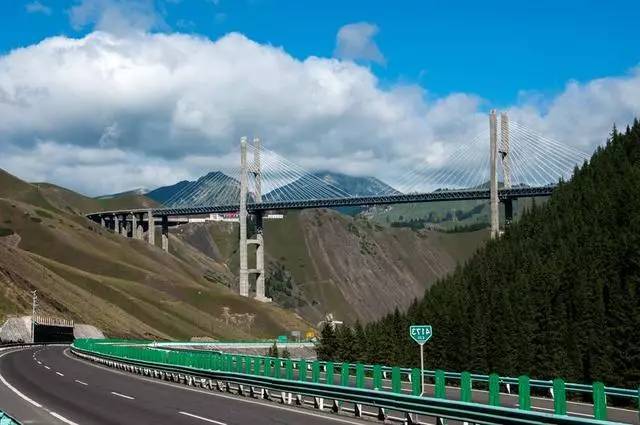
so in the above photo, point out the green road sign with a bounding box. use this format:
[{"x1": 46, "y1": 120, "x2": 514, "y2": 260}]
[
  {"x1": 410, "y1": 325, "x2": 432, "y2": 345},
  {"x1": 277, "y1": 335, "x2": 288, "y2": 343}
]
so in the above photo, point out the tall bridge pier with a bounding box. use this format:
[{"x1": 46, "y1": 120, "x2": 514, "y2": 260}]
[
  {"x1": 490, "y1": 110, "x2": 516, "y2": 238},
  {"x1": 239, "y1": 137, "x2": 270, "y2": 302}
]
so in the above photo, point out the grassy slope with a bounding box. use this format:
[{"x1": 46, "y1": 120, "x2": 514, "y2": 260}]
[
  {"x1": 0, "y1": 171, "x2": 309, "y2": 339},
  {"x1": 34, "y1": 182, "x2": 159, "y2": 214},
  {"x1": 176, "y1": 210, "x2": 489, "y2": 325}
]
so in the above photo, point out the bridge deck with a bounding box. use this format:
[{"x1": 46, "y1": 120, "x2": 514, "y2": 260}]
[{"x1": 87, "y1": 186, "x2": 554, "y2": 218}]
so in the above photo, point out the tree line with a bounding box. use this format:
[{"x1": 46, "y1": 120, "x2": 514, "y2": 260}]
[{"x1": 317, "y1": 121, "x2": 640, "y2": 388}]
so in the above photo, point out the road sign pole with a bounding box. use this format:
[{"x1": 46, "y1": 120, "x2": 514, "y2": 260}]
[{"x1": 420, "y1": 343, "x2": 425, "y2": 396}]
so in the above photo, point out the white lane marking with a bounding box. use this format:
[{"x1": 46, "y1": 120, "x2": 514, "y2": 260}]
[
  {"x1": 111, "y1": 391, "x2": 135, "y2": 400},
  {"x1": 67, "y1": 350, "x2": 366, "y2": 425},
  {"x1": 74, "y1": 380, "x2": 88, "y2": 386},
  {"x1": 44, "y1": 366, "x2": 51, "y2": 370},
  {"x1": 56, "y1": 372, "x2": 64, "y2": 377},
  {"x1": 50, "y1": 411, "x2": 81, "y2": 425},
  {"x1": 179, "y1": 411, "x2": 227, "y2": 424},
  {"x1": 37, "y1": 361, "x2": 42, "y2": 365},
  {"x1": 0, "y1": 370, "x2": 43, "y2": 408}
]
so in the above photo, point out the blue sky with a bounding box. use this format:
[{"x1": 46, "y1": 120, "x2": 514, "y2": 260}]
[
  {"x1": 3, "y1": 0, "x2": 639, "y2": 105},
  {"x1": 1, "y1": 0, "x2": 639, "y2": 195}
]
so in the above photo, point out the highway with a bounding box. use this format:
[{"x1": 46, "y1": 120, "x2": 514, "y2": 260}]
[
  {"x1": 1, "y1": 346, "x2": 637, "y2": 425},
  {"x1": 0, "y1": 346, "x2": 371, "y2": 425}
]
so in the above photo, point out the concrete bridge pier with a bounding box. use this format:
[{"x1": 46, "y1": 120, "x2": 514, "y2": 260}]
[
  {"x1": 136, "y1": 213, "x2": 144, "y2": 240},
  {"x1": 146, "y1": 210, "x2": 155, "y2": 246},
  {"x1": 161, "y1": 215, "x2": 169, "y2": 252},
  {"x1": 130, "y1": 213, "x2": 137, "y2": 239},
  {"x1": 254, "y1": 211, "x2": 268, "y2": 301},
  {"x1": 113, "y1": 214, "x2": 120, "y2": 235},
  {"x1": 120, "y1": 215, "x2": 128, "y2": 237},
  {"x1": 238, "y1": 136, "x2": 271, "y2": 301},
  {"x1": 239, "y1": 137, "x2": 250, "y2": 297}
]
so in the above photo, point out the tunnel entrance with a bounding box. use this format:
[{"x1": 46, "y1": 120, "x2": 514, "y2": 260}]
[{"x1": 33, "y1": 323, "x2": 74, "y2": 343}]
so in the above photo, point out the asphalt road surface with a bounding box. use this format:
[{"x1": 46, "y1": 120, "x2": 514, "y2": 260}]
[{"x1": 0, "y1": 346, "x2": 372, "y2": 425}]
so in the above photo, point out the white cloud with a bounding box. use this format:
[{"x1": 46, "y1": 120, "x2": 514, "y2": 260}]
[
  {"x1": 26, "y1": 1, "x2": 52, "y2": 15},
  {"x1": 0, "y1": 29, "x2": 638, "y2": 196},
  {"x1": 334, "y1": 22, "x2": 385, "y2": 65}
]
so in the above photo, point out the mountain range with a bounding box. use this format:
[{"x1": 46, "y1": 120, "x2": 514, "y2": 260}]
[{"x1": 144, "y1": 171, "x2": 399, "y2": 207}]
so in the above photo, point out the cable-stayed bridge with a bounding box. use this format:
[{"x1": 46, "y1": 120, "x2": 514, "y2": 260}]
[{"x1": 87, "y1": 111, "x2": 589, "y2": 300}]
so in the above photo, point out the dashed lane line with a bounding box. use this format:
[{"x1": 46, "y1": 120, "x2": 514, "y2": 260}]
[
  {"x1": 65, "y1": 348, "x2": 369, "y2": 425},
  {"x1": 178, "y1": 411, "x2": 227, "y2": 424},
  {"x1": 111, "y1": 391, "x2": 135, "y2": 400},
  {"x1": 44, "y1": 366, "x2": 51, "y2": 370},
  {"x1": 74, "y1": 380, "x2": 88, "y2": 386},
  {"x1": 56, "y1": 372, "x2": 65, "y2": 377}
]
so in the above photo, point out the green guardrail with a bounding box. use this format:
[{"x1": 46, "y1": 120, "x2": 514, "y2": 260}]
[
  {"x1": 129, "y1": 339, "x2": 638, "y2": 403},
  {"x1": 0, "y1": 410, "x2": 21, "y2": 425},
  {"x1": 72, "y1": 339, "x2": 636, "y2": 424}
]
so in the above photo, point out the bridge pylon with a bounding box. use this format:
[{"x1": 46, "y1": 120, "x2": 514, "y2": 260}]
[
  {"x1": 490, "y1": 111, "x2": 515, "y2": 238},
  {"x1": 489, "y1": 110, "x2": 499, "y2": 239},
  {"x1": 238, "y1": 137, "x2": 271, "y2": 302}
]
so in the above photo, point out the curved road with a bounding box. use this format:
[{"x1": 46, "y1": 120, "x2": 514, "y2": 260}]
[{"x1": 0, "y1": 346, "x2": 369, "y2": 425}]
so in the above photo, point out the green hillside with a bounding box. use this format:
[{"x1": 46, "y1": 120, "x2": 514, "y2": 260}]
[{"x1": 317, "y1": 122, "x2": 640, "y2": 388}]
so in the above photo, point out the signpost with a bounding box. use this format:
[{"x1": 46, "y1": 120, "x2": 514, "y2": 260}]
[{"x1": 410, "y1": 325, "x2": 432, "y2": 395}]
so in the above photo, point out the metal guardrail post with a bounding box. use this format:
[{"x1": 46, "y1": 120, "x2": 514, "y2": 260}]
[
  {"x1": 340, "y1": 364, "x2": 350, "y2": 387},
  {"x1": 435, "y1": 370, "x2": 446, "y2": 399},
  {"x1": 373, "y1": 365, "x2": 382, "y2": 390},
  {"x1": 356, "y1": 364, "x2": 365, "y2": 389},
  {"x1": 392, "y1": 367, "x2": 401, "y2": 393},
  {"x1": 489, "y1": 374, "x2": 500, "y2": 406},
  {"x1": 593, "y1": 381, "x2": 607, "y2": 420},
  {"x1": 286, "y1": 359, "x2": 294, "y2": 380},
  {"x1": 411, "y1": 369, "x2": 421, "y2": 396},
  {"x1": 518, "y1": 375, "x2": 531, "y2": 411},
  {"x1": 461, "y1": 372, "x2": 472, "y2": 402},
  {"x1": 326, "y1": 362, "x2": 335, "y2": 385},
  {"x1": 264, "y1": 358, "x2": 272, "y2": 377},
  {"x1": 553, "y1": 378, "x2": 567, "y2": 415},
  {"x1": 299, "y1": 359, "x2": 307, "y2": 381},
  {"x1": 274, "y1": 359, "x2": 282, "y2": 379},
  {"x1": 312, "y1": 361, "x2": 320, "y2": 383}
]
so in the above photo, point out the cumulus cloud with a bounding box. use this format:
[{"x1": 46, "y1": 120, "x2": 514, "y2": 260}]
[
  {"x1": 26, "y1": 1, "x2": 52, "y2": 15},
  {"x1": 69, "y1": 0, "x2": 168, "y2": 34},
  {"x1": 0, "y1": 29, "x2": 638, "y2": 195},
  {"x1": 334, "y1": 22, "x2": 385, "y2": 65}
]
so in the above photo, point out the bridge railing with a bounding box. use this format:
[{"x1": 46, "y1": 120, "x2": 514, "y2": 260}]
[{"x1": 73, "y1": 339, "x2": 636, "y2": 424}]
